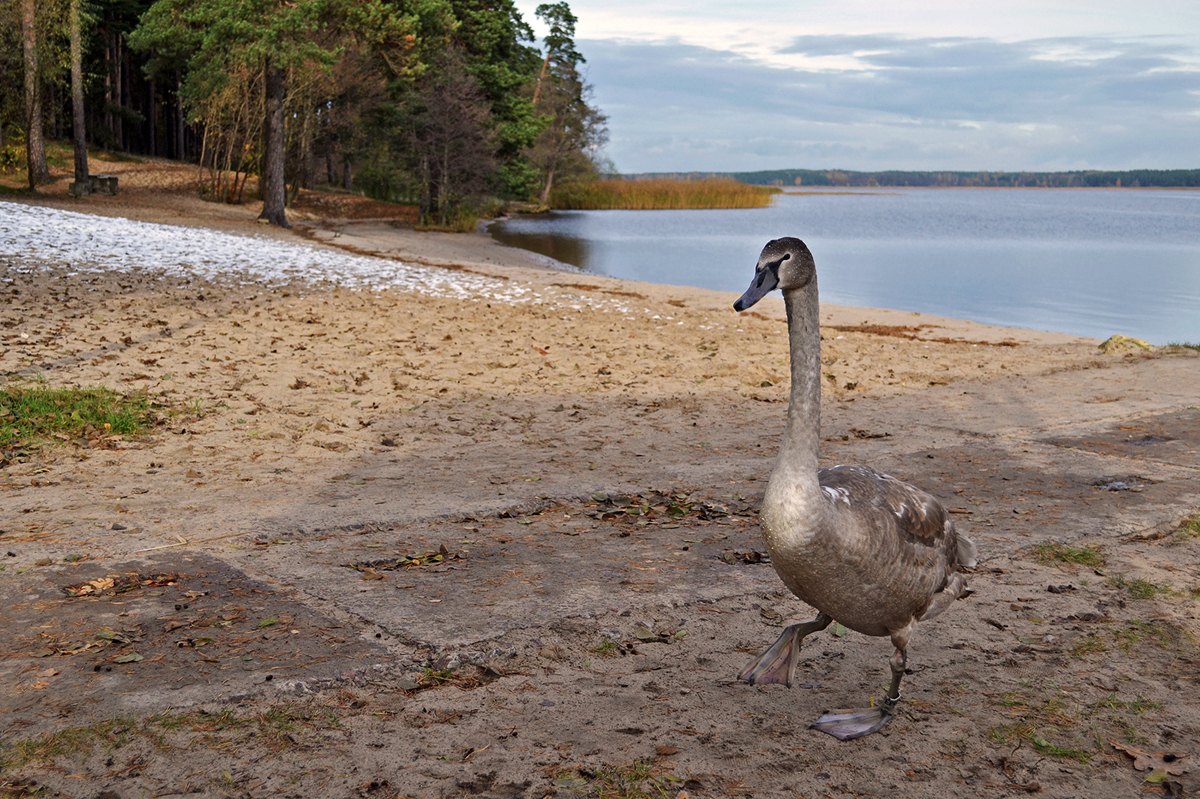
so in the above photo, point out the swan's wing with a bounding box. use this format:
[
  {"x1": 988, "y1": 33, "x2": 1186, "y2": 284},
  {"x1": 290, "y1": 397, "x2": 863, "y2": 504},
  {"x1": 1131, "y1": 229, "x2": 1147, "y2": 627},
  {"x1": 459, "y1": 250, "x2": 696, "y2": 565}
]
[{"x1": 818, "y1": 464, "x2": 970, "y2": 572}]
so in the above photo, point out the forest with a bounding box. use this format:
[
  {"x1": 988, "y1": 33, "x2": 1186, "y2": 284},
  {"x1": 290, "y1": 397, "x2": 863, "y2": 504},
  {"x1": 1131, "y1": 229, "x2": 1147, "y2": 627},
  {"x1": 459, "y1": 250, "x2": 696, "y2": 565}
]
[
  {"x1": 0, "y1": 0, "x2": 608, "y2": 228},
  {"x1": 672, "y1": 168, "x2": 1200, "y2": 189}
]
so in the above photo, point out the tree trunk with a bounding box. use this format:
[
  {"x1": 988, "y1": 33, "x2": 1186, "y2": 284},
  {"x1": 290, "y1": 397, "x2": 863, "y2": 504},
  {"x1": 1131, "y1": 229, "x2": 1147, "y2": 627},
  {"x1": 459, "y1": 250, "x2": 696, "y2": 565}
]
[
  {"x1": 148, "y1": 79, "x2": 157, "y2": 155},
  {"x1": 538, "y1": 165, "x2": 556, "y2": 206},
  {"x1": 257, "y1": 64, "x2": 289, "y2": 227},
  {"x1": 21, "y1": 0, "x2": 51, "y2": 187},
  {"x1": 70, "y1": 0, "x2": 89, "y2": 187},
  {"x1": 115, "y1": 37, "x2": 124, "y2": 149},
  {"x1": 531, "y1": 54, "x2": 549, "y2": 107},
  {"x1": 176, "y1": 76, "x2": 185, "y2": 160}
]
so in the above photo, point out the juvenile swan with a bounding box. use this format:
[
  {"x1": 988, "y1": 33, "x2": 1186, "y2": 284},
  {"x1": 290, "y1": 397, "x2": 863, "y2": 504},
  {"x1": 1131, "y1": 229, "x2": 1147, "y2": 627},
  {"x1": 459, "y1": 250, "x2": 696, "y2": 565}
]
[{"x1": 733, "y1": 237, "x2": 977, "y2": 740}]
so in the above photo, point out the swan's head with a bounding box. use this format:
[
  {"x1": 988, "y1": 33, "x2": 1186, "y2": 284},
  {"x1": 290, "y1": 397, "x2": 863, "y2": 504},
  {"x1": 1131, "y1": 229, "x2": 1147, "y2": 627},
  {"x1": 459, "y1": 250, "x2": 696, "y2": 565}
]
[{"x1": 733, "y1": 237, "x2": 815, "y2": 311}]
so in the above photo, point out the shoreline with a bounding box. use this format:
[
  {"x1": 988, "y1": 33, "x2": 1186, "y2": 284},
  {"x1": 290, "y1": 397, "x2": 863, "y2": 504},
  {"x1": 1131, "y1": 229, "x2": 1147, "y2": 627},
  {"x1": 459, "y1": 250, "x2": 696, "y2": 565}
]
[{"x1": 4, "y1": 173, "x2": 1099, "y2": 350}]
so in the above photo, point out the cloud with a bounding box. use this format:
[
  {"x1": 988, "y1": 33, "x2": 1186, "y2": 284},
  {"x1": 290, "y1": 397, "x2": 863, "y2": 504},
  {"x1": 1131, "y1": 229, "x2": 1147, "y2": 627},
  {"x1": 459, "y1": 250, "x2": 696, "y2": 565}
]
[{"x1": 580, "y1": 34, "x2": 1200, "y2": 172}]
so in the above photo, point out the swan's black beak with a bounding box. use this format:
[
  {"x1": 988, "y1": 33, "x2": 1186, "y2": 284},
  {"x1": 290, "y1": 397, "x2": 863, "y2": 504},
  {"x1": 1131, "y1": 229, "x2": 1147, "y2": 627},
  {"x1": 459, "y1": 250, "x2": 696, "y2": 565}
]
[{"x1": 734, "y1": 264, "x2": 779, "y2": 311}]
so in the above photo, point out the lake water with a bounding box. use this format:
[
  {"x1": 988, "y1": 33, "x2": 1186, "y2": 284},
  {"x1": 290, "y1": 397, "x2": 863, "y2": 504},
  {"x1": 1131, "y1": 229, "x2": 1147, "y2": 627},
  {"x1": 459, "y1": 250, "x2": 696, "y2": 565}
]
[{"x1": 489, "y1": 189, "x2": 1200, "y2": 343}]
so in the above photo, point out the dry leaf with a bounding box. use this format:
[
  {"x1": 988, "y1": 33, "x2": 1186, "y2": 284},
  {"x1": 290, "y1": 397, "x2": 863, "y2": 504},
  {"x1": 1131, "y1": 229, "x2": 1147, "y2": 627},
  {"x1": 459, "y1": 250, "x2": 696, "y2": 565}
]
[
  {"x1": 95, "y1": 629, "x2": 130, "y2": 643},
  {"x1": 1110, "y1": 740, "x2": 1190, "y2": 775}
]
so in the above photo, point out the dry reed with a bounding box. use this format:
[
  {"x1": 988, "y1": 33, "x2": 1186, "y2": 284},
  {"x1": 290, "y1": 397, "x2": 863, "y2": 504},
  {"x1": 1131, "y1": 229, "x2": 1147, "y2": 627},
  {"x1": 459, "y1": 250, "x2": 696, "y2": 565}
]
[{"x1": 550, "y1": 178, "x2": 777, "y2": 210}]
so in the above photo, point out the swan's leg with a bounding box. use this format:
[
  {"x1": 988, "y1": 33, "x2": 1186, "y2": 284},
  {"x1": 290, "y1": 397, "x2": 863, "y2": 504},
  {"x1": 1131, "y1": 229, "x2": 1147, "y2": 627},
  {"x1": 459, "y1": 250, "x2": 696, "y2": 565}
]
[
  {"x1": 884, "y1": 647, "x2": 907, "y2": 706},
  {"x1": 738, "y1": 612, "x2": 832, "y2": 687},
  {"x1": 811, "y1": 630, "x2": 911, "y2": 741}
]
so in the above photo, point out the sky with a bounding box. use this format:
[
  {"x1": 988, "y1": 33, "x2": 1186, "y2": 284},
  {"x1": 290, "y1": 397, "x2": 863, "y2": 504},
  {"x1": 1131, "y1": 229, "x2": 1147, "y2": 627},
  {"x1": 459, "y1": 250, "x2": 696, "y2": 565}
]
[{"x1": 514, "y1": 1, "x2": 1200, "y2": 174}]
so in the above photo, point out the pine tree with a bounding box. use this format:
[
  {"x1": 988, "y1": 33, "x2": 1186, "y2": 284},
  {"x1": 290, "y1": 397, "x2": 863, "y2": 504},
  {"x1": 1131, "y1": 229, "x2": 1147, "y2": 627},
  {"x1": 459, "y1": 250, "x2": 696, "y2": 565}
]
[
  {"x1": 130, "y1": 0, "x2": 420, "y2": 226},
  {"x1": 21, "y1": 0, "x2": 52, "y2": 187}
]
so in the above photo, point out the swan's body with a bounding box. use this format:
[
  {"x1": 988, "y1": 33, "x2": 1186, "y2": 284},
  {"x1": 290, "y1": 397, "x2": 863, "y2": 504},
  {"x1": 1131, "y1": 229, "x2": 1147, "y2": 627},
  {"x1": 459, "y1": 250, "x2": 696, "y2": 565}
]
[{"x1": 733, "y1": 237, "x2": 976, "y2": 740}]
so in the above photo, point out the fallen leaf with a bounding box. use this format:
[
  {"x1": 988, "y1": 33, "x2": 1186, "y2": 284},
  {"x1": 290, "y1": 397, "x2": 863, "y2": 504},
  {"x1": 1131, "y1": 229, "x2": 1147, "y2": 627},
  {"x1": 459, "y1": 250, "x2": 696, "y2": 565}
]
[
  {"x1": 721, "y1": 550, "x2": 767, "y2": 565},
  {"x1": 656, "y1": 745, "x2": 680, "y2": 756},
  {"x1": 758, "y1": 607, "x2": 783, "y2": 624},
  {"x1": 113, "y1": 652, "x2": 144, "y2": 664},
  {"x1": 1110, "y1": 740, "x2": 1191, "y2": 775},
  {"x1": 95, "y1": 629, "x2": 130, "y2": 644},
  {"x1": 634, "y1": 626, "x2": 673, "y2": 644}
]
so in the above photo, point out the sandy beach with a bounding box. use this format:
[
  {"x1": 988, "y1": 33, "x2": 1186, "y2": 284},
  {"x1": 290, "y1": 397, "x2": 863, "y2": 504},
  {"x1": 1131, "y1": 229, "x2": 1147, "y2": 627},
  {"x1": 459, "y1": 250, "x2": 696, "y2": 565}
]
[{"x1": 2, "y1": 159, "x2": 1198, "y2": 799}]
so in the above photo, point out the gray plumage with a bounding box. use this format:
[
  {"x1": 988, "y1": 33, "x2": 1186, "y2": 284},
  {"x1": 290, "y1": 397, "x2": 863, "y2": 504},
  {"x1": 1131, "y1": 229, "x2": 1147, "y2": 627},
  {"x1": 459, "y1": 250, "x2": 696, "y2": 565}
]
[{"x1": 733, "y1": 236, "x2": 977, "y2": 740}]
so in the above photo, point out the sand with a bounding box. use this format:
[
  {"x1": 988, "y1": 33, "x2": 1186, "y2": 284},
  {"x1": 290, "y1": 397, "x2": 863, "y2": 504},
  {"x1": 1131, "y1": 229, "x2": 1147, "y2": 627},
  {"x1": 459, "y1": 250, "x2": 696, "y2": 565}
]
[{"x1": 1, "y1": 159, "x2": 1197, "y2": 799}]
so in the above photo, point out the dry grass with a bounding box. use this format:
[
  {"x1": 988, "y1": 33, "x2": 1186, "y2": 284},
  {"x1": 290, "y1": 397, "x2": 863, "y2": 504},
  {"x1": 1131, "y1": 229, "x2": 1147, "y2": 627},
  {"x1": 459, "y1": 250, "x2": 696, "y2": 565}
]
[{"x1": 550, "y1": 178, "x2": 777, "y2": 210}]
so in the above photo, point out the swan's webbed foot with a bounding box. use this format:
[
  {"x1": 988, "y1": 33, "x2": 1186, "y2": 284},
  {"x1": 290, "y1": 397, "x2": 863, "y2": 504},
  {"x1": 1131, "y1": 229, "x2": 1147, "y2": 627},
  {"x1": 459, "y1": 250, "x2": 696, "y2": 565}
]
[
  {"x1": 738, "y1": 613, "x2": 832, "y2": 687},
  {"x1": 810, "y1": 694, "x2": 901, "y2": 740}
]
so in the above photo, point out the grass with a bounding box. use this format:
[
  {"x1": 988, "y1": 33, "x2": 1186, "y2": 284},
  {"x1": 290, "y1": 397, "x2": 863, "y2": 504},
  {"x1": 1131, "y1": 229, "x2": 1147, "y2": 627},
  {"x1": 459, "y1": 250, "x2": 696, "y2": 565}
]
[
  {"x1": 591, "y1": 639, "x2": 622, "y2": 658},
  {"x1": 1165, "y1": 341, "x2": 1200, "y2": 352},
  {"x1": 1093, "y1": 693, "x2": 1163, "y2": 714},
  {"x1": 1174, "y1": 514, "x2": 1200, "y2": 543},
  {"x1": 1107, "y1": 575, "x2": 1173, "y2": 600},
  {"x1": 1, "y1": 703, "x2": 343, "y2": 771},
  {"x1": 1111, "y1": 619, "x2": 1190, "y2": 655},
  {"x1": 984, "y1": 682, "x2": 1180, "y2": 766},
  {"x1": 550, "y1": 178, "x2": 778, "y2": 210},
  {"x1": 552, "y1": 759, "x2": 683, "y2": 799},
  {"x1": 0, "y1": 383, "x2": 155, "y2": 450},
  {"x1": 414, "y1": 209, "x2": 481, "y2": 233},
  {"x1": 1031, "y1": 543, "x2": 1106, "y2": 568},
  {"x1": 987, "y1": 723, "x2": 1091, "y2": 764},
  {"x1": 1, "y1": 717, "x2": 147, "y2": 769},
  {"x1": 1071, "y1": 635, "x2": 1107, "y2": 657}
]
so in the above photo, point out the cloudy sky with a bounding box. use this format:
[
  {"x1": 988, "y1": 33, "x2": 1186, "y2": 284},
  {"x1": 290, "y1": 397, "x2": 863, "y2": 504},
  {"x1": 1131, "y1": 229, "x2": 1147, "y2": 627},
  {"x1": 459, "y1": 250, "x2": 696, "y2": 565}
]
[{"x1": 515, "y1": 1, "x2": 1200, "y2": 174}]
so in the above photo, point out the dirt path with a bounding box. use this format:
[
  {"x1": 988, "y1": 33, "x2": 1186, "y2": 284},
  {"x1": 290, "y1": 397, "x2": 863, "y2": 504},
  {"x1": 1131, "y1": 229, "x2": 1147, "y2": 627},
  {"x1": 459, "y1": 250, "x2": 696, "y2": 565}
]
[{"x1": 1, "y1": 169, "x2": 1198, "y2": 798}]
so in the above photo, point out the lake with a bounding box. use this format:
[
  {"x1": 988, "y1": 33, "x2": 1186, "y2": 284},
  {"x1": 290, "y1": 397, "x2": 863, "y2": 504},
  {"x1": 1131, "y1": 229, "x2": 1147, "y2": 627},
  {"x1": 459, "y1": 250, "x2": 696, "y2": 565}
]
[{"x1": 489, "y1": 189, "x2": 1200, "y2": 343}]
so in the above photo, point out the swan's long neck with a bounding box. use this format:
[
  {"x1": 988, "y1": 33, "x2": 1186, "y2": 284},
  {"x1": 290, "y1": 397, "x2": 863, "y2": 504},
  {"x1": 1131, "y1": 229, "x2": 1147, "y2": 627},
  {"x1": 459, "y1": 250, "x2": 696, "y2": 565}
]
[{"x1": 761, "y1": 279, "x2": 824, "y2": 549}]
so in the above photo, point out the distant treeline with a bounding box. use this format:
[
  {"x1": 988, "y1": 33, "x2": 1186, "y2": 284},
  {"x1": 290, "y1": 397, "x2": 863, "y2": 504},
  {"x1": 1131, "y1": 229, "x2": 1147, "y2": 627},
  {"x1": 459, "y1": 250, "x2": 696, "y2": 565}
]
[{"x1": 628, "y1": 169, "x2": 1200, "y2": 189}]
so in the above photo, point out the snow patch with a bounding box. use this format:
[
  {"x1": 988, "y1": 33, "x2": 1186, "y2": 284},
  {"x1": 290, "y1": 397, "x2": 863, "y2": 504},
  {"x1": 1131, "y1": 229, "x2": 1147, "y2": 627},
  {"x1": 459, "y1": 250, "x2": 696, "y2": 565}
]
[{"x1": 0, "y1": 201, "x2": 642, "y2": 315}]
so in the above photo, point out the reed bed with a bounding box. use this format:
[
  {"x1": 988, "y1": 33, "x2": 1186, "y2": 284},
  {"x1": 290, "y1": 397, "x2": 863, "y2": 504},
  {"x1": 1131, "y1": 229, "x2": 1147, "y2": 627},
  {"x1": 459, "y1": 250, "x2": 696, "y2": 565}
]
[{"x1": 550, "y1": 178, "x2": 777, "y2": 210}]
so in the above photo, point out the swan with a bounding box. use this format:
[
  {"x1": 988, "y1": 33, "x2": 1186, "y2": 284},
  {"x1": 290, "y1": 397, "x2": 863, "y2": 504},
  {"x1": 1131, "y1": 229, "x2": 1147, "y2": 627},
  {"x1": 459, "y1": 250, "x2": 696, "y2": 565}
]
[{"x1": 732, "y1": 237, "x2": 977, "y2": 740}]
